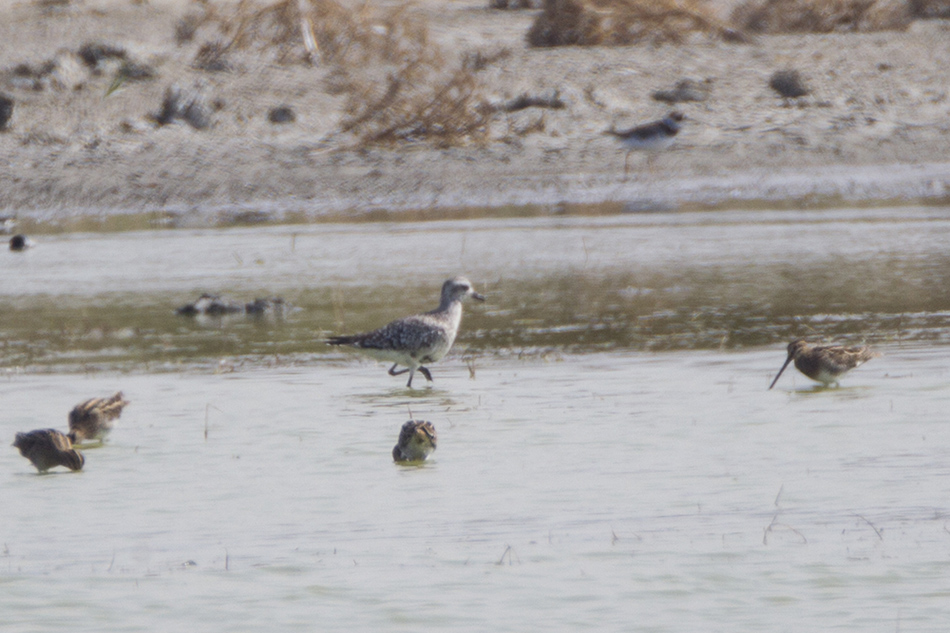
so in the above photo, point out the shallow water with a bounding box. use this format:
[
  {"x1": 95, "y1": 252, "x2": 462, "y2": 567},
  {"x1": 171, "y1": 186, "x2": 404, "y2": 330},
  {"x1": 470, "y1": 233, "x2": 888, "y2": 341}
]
[
  {"x1": 3, "y1": 206, "x2": 950, "y2": 370},
  {"x1": 3, "y1": 206, "x2": 950, "y2": 631}
]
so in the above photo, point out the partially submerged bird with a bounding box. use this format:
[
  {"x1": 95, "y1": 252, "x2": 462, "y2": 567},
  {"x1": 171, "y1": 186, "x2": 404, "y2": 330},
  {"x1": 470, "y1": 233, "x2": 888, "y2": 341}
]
[
  {"x1": 67, "y1": 392, "x2": 130, "y2": 443},
  {"x1": 326, "y1": 276, "x2": 485, "y2": 388},
  {"x1": 392, "y1": 420, "x2": 437, "y2": 463},
  {"x1": 177, "y1": 294, "x2": 292, "y2": 318},
  {"x1": 13, "y1": 429, "x2": 85, "y2": 472},
  {"x1": 9, "y1": 234, "x2": 32, "y2": 251},
  {"x1": 769, "y1": 339, "x2": 879, "y2": 389},
  {"x1": 244, "y1": 297, "x2": 292, "y2": 317},
  {"x1": 606, "y1": 111, "x2": 684, "y2": 175},
  {"x1": 176, "y1": 293, "x2": 244, "y2": 317}
]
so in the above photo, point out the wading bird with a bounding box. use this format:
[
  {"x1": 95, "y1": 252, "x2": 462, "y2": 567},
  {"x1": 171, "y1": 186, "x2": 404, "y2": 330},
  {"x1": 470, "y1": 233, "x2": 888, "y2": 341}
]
[
  {"x1": 13, "y1": 429, "x2": 85, "y2": 472},
  {"x1": 327, "y1": 276, "x2": 485, "y2": 388},
  {"x1": 769, "y1": 339, "x2": 878, "y2": 389}
]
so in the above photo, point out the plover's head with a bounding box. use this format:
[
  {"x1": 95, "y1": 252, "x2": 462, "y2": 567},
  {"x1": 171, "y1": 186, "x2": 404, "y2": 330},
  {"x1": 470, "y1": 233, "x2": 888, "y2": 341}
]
[
  {"x1": 443, "y1": 276, "x2": 485, "y2": 303},
  {"x1": 663, "y1": 112, "x2": 686, "y2": 132},
  {"x1": 393, "y1": 420, "x2": 438, "y2": 462}
]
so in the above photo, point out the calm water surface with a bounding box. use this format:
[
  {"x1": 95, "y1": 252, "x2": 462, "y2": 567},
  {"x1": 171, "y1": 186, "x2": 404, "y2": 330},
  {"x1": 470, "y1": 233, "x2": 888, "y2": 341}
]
[{"x1": 2, "y1": 206, "x2": 950, "y2": 631}]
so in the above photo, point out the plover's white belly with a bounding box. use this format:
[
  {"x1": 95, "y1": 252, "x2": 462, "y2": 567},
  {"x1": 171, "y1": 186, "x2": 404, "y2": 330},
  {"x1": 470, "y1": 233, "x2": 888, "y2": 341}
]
[
  {"x1": 621, "y1": 133, "x2": 675, "y2": 152},
  {"x1": 358, "y1": 343, "x2": 441, "y2": 366},
  {"x1": 419, "y1": 336, "x2": 453, "y2": 363},
  {"x1": 359, "y1": 346, "x2": 421, "y2": 366}
]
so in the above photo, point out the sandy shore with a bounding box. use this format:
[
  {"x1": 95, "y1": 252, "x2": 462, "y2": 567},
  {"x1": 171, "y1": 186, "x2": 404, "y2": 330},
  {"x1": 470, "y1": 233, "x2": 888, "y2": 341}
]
[{"x1": 1, "y1": 0, "x2": 949, "y2": 225}]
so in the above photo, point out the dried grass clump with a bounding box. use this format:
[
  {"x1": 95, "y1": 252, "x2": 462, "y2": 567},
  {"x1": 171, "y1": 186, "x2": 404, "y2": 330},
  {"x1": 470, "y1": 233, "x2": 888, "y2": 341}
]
[
  {"x1": 910, "y1": 0, "x2": 950, "y2": 17},
  {"x1": 337, "y1": 59, "x2": 489, "y2": 146},
  {"x1": 730, "y1": 0, "x2": 913, "y2": 33},
  {"x1": 204, "y1": 0, "x2": 489, "y2": 145},
  {"x1": 193, "y1": 41, "x2": 232, "y2": 72},
  {"x1": 175, "y1": 3, "x2": 223, "y2": 46},
  {"x1": 212, "y1": 0, "x2": 320, "y2": 63},
  {"x1": 151, "y1": 83, "x2": 214, "y2": 129},
  {"x1": 527, "y1": 0, "x2": 747, "y2": 47}
]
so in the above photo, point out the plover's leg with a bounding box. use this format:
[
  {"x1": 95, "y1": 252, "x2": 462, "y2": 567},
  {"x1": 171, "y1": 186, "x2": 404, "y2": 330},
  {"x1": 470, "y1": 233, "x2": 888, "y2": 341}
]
[
  {"x1": 388, "y1": 364, "x2": 410, "y2": 376},
  {"x1": 406, "y1": 368, "x2": 416, "y2": 388},
  {"x1": 624, "y1": 151, "x2": 632, "y2": 178},
  {"x1": 418, "y1": 367, "x2": 433, "y2": 382}
]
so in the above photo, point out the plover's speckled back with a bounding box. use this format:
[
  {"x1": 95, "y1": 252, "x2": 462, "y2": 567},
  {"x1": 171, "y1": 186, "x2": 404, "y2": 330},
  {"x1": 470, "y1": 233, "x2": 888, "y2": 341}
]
[
  {"x1": 13, "y1": 429, "x2": 85, "y2": 472},
  {"x1": 67, "y1": 392, "x2": 130, "y2": 444},
  {"x1": 769, "y1": 339, "x2": 879, "y2": 389},
  {"x1": 392, "y1": 420, "x2": 437, "y2": 462},
  {"x1": 606, "y1": 111, "x2": 684, "y2": 175},
  {"x1": 327, "y1": 276, "x2": 485, "y2": 388}
]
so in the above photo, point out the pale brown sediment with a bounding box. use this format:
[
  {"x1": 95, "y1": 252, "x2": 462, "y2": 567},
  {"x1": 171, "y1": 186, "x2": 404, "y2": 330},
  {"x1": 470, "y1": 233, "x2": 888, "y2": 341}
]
[{"x1": 0, "y1": 0, "x2": 947, "y2": 225}]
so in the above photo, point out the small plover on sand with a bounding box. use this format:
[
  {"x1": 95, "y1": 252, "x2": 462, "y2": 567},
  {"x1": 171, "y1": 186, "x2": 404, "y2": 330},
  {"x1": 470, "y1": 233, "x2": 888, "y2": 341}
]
[
  {"x1": 13, "y1": 429, "x2": 85, "y2": 472},
  {"x1": 392, "y1": 420, "x2": 437, "y2": 462},
  {"x1": 606, "y1": 111, "x2": 684, "y2": 176},
  {"x1": 67, "y1": 392, "x2": 130, "y2": 444},
  {"x1": 327, "y1": 276, "x2": 485, "y2": 388},
  {"x1": 769, "y1": 339, "x2": 879, "y2": 389}
]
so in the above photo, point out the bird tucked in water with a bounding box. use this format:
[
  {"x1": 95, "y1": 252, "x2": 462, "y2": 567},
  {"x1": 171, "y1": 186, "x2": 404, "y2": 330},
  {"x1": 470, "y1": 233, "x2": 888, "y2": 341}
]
[
  {"x1": 9, "y1": 234, "x2": 31, "y2": 251},
  {"x1": 326, "y1": 276, "x2": 485, "y2": 388},
  {"x1": 176, "y1": 293, "x2": 244, "y2": 316},
  {"x1": 769, "y1": 339, "x2": 879, "y2": 389},
  {"x1": 13, "y1": 429, "x2": 85, "y2": 472},
  {"x1": 244, "y1": 297, "x2": 292, "y2": 317},
  {"x1": 67, "y1": 392, "x2": 130, "y2": 443},
  {"x1": 176, "y1": 294, "x2": 292, "y2": 318},
  {"x1": 605, "y1": 111, "x2": 684, "y2": 176},
  {"x1": 392, "y1": 420, "x2": 437, "y2": 463}
]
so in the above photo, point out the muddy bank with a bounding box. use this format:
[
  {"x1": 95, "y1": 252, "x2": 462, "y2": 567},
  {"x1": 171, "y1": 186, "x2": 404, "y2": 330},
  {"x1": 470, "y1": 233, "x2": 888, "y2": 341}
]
[{"x1": 0, "y1": 0, "x2": 949, "y2": 225}]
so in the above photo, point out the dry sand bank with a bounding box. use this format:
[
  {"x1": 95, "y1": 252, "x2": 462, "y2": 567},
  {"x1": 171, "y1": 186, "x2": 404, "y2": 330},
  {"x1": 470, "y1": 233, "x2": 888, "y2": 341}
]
[{"x1": 1, "y1": 0, "x2": 949, "y2": 226}]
